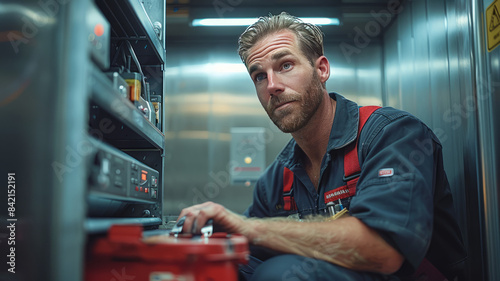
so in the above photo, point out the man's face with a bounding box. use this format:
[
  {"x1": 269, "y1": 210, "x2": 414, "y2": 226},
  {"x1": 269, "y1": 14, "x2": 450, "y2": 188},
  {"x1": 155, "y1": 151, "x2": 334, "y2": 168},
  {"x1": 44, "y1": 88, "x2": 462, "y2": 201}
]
[{"x1": 246, "y1": 30, "x2": 325, "y2": 133}]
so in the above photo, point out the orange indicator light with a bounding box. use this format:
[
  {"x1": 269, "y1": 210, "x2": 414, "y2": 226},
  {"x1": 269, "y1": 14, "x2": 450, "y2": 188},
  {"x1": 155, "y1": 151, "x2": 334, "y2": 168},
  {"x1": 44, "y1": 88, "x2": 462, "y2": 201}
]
[{"x1": 94, "y1": 24, "x2": 104, "y2": 37}]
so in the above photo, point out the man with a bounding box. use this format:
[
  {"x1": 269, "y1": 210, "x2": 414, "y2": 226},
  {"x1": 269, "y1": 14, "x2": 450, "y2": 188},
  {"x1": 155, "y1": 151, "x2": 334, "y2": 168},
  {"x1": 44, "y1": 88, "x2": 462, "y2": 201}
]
[{"x1": 176, "y1": 12, "x2": 467, "y2": 280}]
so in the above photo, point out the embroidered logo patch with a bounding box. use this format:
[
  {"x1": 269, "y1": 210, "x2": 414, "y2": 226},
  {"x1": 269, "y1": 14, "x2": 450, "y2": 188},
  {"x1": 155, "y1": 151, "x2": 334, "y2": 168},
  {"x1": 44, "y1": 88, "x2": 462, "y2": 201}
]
[
  {"x1": 324, "y1": 186, "x2": 351, "y2": 203},
  {"x1": 378, "y1": 168, "x2": 394, "y2": 177}
]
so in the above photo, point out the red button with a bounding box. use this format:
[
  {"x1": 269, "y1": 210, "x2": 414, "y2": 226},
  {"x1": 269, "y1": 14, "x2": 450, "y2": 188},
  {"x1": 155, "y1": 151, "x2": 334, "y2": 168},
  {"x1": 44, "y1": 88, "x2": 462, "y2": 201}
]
[
  {"x1": 135, "y1": 186, "x2": 139, "y2": 191},
  {"x1": 145, "y1": 188, "x2": 149, "y2": 193},
  {"x1": 140, "y1": 187, "x2": 143, "y2": 192}
]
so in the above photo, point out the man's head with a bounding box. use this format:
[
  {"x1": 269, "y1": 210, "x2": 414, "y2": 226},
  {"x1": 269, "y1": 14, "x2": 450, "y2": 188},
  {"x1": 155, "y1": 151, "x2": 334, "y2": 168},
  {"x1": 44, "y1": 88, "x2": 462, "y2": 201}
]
[
  {"x1": 237, "y1": 13, "x2": 331, "y2": 134},
  {"x1": 238, "y1": 12, "x2": 324, "y2": 67}
]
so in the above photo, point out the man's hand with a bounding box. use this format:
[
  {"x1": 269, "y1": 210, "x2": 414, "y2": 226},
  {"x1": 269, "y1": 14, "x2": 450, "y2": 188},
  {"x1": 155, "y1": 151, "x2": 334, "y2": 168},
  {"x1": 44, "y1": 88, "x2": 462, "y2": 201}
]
[{"x1": 177, "y1": 201, "x2": 248, "y2": 235}]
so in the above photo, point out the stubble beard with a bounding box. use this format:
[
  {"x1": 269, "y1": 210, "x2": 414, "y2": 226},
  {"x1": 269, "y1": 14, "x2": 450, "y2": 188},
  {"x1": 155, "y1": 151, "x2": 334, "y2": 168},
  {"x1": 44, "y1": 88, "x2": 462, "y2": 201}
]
[{"x1": 267, "y1": 72, "x2": 325, "y2": 133}]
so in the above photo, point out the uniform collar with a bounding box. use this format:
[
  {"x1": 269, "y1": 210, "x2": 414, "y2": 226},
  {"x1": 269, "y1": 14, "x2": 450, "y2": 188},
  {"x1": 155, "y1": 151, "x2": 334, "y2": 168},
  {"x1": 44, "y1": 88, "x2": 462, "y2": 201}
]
[
  {"x1": 326, "y1": 92, "x2": 359, "y2": 151},
  {"x1": 277, "y1": 92, "x2": 359, "y2": 166}
]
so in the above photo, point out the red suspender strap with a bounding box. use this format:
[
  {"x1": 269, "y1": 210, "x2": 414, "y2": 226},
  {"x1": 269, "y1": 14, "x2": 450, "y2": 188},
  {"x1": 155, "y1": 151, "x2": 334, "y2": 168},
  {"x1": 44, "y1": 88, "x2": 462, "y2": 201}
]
[
  {"x1": 290, "y1": 106, "x2": 381, "y2": 208},
  {"x1": 343, "y1": 106, "x2": 381, "y2": 195},
  {"x1": 283, "y1": 167, "x2": 297, "y2": 211},
  {"x1": 325, "y1": 106, "x2": 380, "y2": 204}
]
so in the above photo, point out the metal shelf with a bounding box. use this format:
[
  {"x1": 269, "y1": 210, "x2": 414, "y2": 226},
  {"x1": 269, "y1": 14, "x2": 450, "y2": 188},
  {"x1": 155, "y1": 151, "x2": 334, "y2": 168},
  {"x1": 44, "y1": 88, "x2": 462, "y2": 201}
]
[
  {"x1": 96, "y1": 0, "x2": 165, "y2": 65},
  {"x1": 89, "y1": 65, "x2": 165, "y2": 150}
]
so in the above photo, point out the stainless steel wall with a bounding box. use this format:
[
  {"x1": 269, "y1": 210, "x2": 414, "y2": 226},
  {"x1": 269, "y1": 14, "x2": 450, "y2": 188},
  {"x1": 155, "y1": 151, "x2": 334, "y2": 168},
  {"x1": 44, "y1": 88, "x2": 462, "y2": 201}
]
[
  {"x1": 383, "y1": 0, "x2": 495, "y2": 279},
  {"x1": 383, "y1": 0, "x2": 473, "y2": 225},
  {"x1": 162, "y1": 41, "x2": 383, "y2": 216},
  {"x1": 473, "y1": 0, "x2": 500, "y2": 279}
]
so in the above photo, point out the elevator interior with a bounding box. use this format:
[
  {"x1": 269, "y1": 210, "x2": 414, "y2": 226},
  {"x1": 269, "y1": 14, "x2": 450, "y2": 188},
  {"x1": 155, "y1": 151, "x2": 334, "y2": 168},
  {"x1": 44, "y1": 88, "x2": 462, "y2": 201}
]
[{"x1": 0, "y1": 0, "x2": 499, "y2": 280}]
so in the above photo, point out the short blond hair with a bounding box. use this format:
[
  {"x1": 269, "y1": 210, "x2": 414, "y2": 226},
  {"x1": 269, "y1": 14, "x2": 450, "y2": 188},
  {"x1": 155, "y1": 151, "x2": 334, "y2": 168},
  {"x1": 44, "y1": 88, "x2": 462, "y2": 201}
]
[{"x1": 238, "y1": 12, "x2": 324, "y2": 66}]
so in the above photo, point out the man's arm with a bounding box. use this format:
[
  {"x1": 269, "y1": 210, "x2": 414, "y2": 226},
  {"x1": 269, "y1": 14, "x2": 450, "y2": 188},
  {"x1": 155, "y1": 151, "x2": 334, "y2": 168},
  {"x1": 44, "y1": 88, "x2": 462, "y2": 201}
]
[{"x1": 178, "y1": 201, "x2": 404, "y2": 275}]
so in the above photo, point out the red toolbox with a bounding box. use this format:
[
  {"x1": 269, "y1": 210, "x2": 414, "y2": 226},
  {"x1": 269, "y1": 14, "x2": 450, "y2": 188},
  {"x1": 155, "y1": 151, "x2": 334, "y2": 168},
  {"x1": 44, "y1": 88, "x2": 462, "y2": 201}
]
[{"x1": 86, "y1": 225, "x2": 249, "y2": 281}]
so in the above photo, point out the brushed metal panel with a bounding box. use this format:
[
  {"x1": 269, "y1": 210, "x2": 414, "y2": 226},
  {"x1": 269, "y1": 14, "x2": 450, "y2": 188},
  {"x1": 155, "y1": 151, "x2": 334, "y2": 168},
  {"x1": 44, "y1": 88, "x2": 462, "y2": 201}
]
[
  {"x1": 328, "y1": 44, "x2": 384, "y2": 106},
  {"x1": 475, "y1": 0, "x2": 500, "y2": 279},
  {"x1": 443, "y1": 0, "x2": 469, "y2": 231},
  {"x1": 397, "y1": 1, "x2": 419, "y2": 118},
  {"x1": 427, "y1": 0, "x2": 452, "y2": 133},
  {"x1": 412, "y1": 0, "x2": 433, "y2": 126},
  {"x1": 383, "y1": 22, "x2": 402, "y2": 108}
]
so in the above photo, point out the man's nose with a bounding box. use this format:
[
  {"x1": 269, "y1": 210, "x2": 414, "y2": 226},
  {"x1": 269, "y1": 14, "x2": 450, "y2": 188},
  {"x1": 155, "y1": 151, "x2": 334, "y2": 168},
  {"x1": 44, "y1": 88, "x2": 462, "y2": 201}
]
[{"x1": 267, "y1": 71, "x2": 284, "y2": 96}]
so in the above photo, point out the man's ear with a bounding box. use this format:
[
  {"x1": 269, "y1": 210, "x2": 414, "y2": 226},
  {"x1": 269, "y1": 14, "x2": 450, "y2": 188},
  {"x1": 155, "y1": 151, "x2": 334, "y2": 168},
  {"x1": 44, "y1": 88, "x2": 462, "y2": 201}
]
[{"x1": 315, "y1": 56, "x2": 330, "y2": 84}]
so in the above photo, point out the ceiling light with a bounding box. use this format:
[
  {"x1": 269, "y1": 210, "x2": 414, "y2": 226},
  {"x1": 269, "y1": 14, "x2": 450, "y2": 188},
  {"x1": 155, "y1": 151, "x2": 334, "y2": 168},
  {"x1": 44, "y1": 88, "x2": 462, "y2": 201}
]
[{"x1": 192, "y1": 17, "x2": 340, "y2": 27}]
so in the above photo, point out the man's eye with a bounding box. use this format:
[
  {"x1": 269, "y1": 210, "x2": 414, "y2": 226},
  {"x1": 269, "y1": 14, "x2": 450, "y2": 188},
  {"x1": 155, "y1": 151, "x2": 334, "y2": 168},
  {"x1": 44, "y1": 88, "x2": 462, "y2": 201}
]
[
  {"x1": 255, "y1": 73, "x2": 267, "y2": 82},
  {"x1": 282, "y1": 63, "x2": 292, "y2": 70}
]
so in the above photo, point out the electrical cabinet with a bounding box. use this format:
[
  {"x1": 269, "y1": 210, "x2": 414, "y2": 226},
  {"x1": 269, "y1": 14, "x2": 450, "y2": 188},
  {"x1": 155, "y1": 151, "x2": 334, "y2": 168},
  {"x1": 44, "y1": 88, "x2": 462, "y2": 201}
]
[
  {"x1": 0, "y1": 1, "x2": 166, "y2": 280},
  {"x1": 86, "y1": 0, "x2": 166, "y2": 233}
]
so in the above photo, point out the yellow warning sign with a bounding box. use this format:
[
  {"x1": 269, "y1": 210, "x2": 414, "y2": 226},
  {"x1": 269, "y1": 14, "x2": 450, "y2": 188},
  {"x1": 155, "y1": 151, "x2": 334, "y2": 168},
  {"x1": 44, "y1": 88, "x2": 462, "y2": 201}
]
[{"x1": 487, "y1": 0, "x2": 500, "y2": 51}]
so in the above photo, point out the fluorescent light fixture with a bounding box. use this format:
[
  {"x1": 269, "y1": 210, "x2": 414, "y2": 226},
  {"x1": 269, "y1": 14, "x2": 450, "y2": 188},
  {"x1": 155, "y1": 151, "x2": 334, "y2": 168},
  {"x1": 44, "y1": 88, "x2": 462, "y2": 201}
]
[
  {"x1": 192, "y1": 17, "x2": 340, "y2": 27},
  {"x1": 302, "y1": 17, "x2": 340, "y2": 25},
  {"x1": 192, "y1": 18, "x2": 257, "y2": 26}
]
